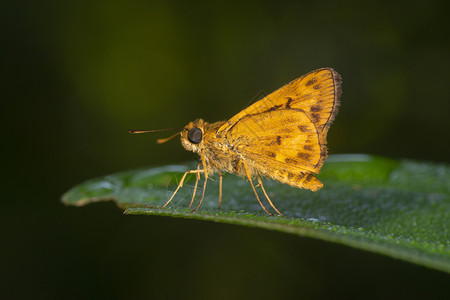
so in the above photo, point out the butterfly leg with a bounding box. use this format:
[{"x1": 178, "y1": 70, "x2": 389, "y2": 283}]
[
  {"x1": 218, "y1": 170, "x2": 223, "y2": 210},
  {"x1": 191, "y1": 173, "x2": 208, "y2": 212},
  {"x1": 188, "y1": 163, "x2": 201, "y2": 209},
  {"x1": 242, "y1": 162, "x2": 274, "y2": 216},
  {"x1": 257, "y1": 176, "x2": 284, "y2": 216},
  {"x1": 160, "y1": 168, "x2": 204, "y2": 209},
  {"x1": 190, "y1": 150, "x2": 211, "y2": 212}
]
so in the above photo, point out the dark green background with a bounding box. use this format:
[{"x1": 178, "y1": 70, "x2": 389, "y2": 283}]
[{"x1": 2, "y1": 0, "x2": 449, "y2": 299}]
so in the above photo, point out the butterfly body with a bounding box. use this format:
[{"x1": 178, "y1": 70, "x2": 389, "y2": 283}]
[
  {"x1": 131, "y1": 68, "x2": 341, "y2": 215},
  {"x1": 181, "y1": 117, "x2": 325, "y2": 191},
  {"x1": 181, "y1": 68, "x2": 340, "y2": 192}
]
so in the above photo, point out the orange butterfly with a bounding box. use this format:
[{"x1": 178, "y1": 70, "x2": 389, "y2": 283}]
[{"x1": 130, "y1": 68, "x2": 341, "y2": 215}]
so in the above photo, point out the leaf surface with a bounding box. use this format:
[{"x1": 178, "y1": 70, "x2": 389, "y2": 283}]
[{"x1": 62, "y1": 154, "x2": 450, "y2": 273}]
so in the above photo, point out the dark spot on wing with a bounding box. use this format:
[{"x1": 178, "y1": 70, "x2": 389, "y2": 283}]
[
  {"x1": 310, "y1": 105, "x2": 322, "y2": 112},
  {"x1": 297, "y1": 173, "x2": 306, "y2": 182},
  {"x1": 298, "y1": 125, "x2": 309, "y2": 132},
  {"x1": 264, "y1": 104, "x2": 283, "y2": 113},
  {"x1": 313, "y1": 84, "x2": 321, "y2": 90},
  {"x1": 305, "y1": 78, "x2": 317, "y2": 86},
  {"x1": 285, "y1": 97, "x2": 293, "y2": 109},
  {"x1": 312, "y1": 113, "x2": 320, "y2": 123},
  {"x1": 297, "y1": 152, "x2": 311, "y2": 161},
  {"x1": 305, "y1": 173, "x2": 314, "y2": 182},
  {"x1": 276, "y1": 136, "x2": 282, "y2": 145},
  {"x1": 284, "y1": 158, "x2": 297, "y2": 164},
  {"x1": 303, "y1": 145, "x2": 313, "y2": 151},
  {"x1": 267, "y1": 151, "x2": 276, "y2": 158}
]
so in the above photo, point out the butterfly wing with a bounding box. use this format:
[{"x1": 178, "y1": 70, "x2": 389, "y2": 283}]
[
  {"x1": 218, "y1": 68, "x2": 341, "y2": 137},
  {"x1": 225, "y1": 109, "x2": 325, "y2": 190},
  {"x1": 217, "y1": 68, "x2": 341, "y2": 190}
]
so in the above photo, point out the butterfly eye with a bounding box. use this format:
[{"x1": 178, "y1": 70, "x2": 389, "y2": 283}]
[{"x1": 187, "y1": 128, "x2": 203, "y2": 144}]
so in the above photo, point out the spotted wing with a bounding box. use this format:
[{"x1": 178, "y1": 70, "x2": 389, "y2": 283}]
[
  {"x1": 226, "y1": 108, "x2": 326, "y2": 190},
  {"x1": 217, "y1": 68, "x2": 341, "y2": 138},
  {"x1": 218, "y1": 68, "x2": 341, "y2": 190}
]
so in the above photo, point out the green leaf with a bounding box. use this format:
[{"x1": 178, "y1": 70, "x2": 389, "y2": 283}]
[{"x1": 62, "y1": 154, "x2": 450, "y2": 273}]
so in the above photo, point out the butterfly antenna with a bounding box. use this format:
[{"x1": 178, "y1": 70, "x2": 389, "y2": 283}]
[{"x1": 128, "y1": 127, "x2": 184, "y2": 144}]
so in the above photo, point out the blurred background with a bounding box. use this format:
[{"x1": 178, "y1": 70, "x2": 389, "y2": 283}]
[{"x1": 2, "y1": 0, "x2": 449, "y2": 299}]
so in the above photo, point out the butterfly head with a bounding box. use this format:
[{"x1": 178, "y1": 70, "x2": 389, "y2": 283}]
[{"x1": 180, "y1": 119, "x2": 205, "y2": 154}]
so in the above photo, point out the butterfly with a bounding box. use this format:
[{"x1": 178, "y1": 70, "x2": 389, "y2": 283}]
[{"x1": 130, "y1": 68, "x2": 341, "y2": 215}]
